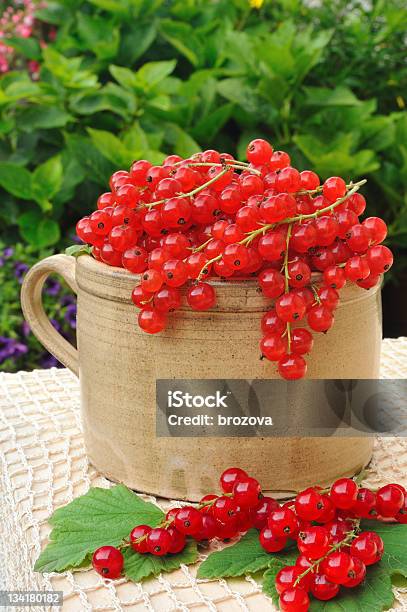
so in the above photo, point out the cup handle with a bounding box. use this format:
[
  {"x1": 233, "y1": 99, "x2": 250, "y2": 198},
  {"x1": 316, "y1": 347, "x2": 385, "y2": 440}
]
[{"x1": 21, "y1": 254, "x2": 79, "y2": 376}]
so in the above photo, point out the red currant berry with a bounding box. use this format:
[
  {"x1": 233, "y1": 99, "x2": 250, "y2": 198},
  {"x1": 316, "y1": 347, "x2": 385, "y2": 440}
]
[
  {"x1": 191, "y1": 194, "x2": 220, "y2": 224},
  {"x1": 208, "y1": 166, "x2": 234, "y2": 192},
  {"x1": 205, "y1": 239, "x2": 225, "y2": 259},
  {"x1": 109, "y1": 225, "x2": 138, "y2": 252},
  {"x1": 162, "y1": 233, "x2": 191, "y2": 259},
  {"x1": 258, "y1": 269, "x2": 285, "y2": 299},
  {"x1": 295, "y1": 488, "x2": 324, "y2": 521},
  {"x1": 235, "y1": 205, "x2": 261, "y2": 232},
  {"x1": 346, "y1": 224, "x2": 371, "y2": 253},
  {"x1": 130, "y1": 525, "x2": 152, "y2": 553},
  {"x1": 276, "y1": 167, "x2": 301, "y2": 193},
  {"x1": 162, "y1": 259, "x2": 188, "y2": 287},
  {"x1": 130, "y1": 159, "x2": 152, "y2": 185},
  {"x1": 194, "y1": 514, "x2": 219, "y2": 541},
  {"x1": 335, "y1": 209, "x2": 359, "y2": 239},
  {"x1": 90, "y1": 210, "x2": 112, "y2": 236},
  {"x1": 357, "y1": 273, "x2": 381, "y2": 290},
  {"x1": 166, "y1": 526, "x2": 186, "y2": 553},
  {"x1": 318, "y1": 286, "x2": 339, "y2": 311},
  {"x1": 323, "y1": 265, "x2": 346, "y2": 289},
  {"x1": 290, "y1": 223, "x2": 317, "y2": 253},
  {"x1": 92, "y1": 546, "x2": 123, "y2": 579},
  {"x1": 174, "y1": 506, "x2": 203, "y2": 536},
  {"x1": 131, "y1": 285, "x2": 150, "y2": 307},
  {"x1": 187, "y1": 282, "x2": 216, "y2": 310},
  {"x1": 288, "y1": 260, "x2": 311, "y2": 288},
  {"x1": 259, "y1": 527, "x2": 287, "y2": 552},
  {"x1": 252, "y1": 497, "x2": 280, "y2": 530},
  {"x1": 310, "y1": 574, "x2": 339, "y2": 601},
  {"x1": 395, "y1": 496, "x2": 407, "y2": 524},
  {"x1": 154, "y1": 286, "x2": 181, "y2": 312},
  {"x1": 146, "y1": 528, "x2": 172, "y2": 556},
  {"x1": 348, "y1": 193, "x2": 366, "y2": 216},
  {"x1": 258, "y1": 231, "x2": 286, "y2": 261},
  {"x1": 122, "y1": 246, "x2": 148, "y2": 274},
  {"x1": 246, "y1": 139, "x2": 273, "y2": 165},
  {"x1": 202, "y1": 149, "x2": 221, "y2": 164},
  {"x1": 142, "y1": 209, "x2": 165, "y2": 237},
  {"x1": 275, "y1": 293, "x2": 306, "y2": 323},
  {"x1": 350, "y1": 532, "x2": 378, "y2": 565},
  {"x1": 101, "y1": 243, "x2": 123, "y2": 267},
  {"x1": 323, "y1": 177, "x2": 346, "y2": 202},
  {"x1": 300, "y1": 170, "x2": 320, "y2": 191},
  {"x1": 261, "y1": 309, "x2": 286, "y2": 335},
  {"x1": 223, "y1": 224, "x2": 245, "y2": 245},
  {"x1": 320, "y1": 551, "x2": 354, "y2": 585},
  {"x1": 298, "y1": 526, "x2": 330, "y2": 560},
  {"x1": 311, "y1": 247, "x2": 336, "y2": 272},
  {"x1": 291, "y1": 328, "x2": 314, "y2": 355},
  {"x1": 260, "y1": 334, "x2": 287, "y2": 362},
  {"x1": 212, "y1": 496, "x2": 239, "y2": 523},
  {"x1": 278, "y1": 353, "x2": 307, "y2": 380},
  {"x1": 279, "y1": 588, "x2": 310, "y2": 612},
  {"x1": 141, "y1": 269, "x2": 164, "y2": 293},
  {"x1": 316, "y1": 495, "x2": 336, "y2": 523},
  {"x1": 376, "y1": 483, "x2": 404, "y2": 517},
  {"x1": 239, "y1": 173, "x2": 264, "y2": 198},
  {"x1": 220, "y1": 467, "x2": 248, "y2": 493},
  {"x1": 97, "y1": 192, "x2": 114, "y2": 209},
  {"x1": 351, "y1": 488, "x2": 377, "y2": 518},
  {"x1": 174, "y1": 166, "x2": 200, "y2": 191},
  {"x1": 161, "y1": 197, "x2": 192, "y2": 228},
  {"x1": 233, "y1": 476, "x2": 262, "y2": 509},
  {"x1": 138, "y1": 308, "x2": 166, "y2": 334},
  {"x1": 314, "y1": 216, "x2": 339, "y2": 247},
  {"x1": 325, "y1": 518, "x2": 352, "y2": 545},
  {"x1": 362, "y1": 217, "x2": 387, "y2": 245},
  {"x1": 307, "y1": 305, "x2": 334, "y2": 333},
  {"x1": 268, "y1": 507, "x2": 299, "y2": 538},
  {"x1": 343, "y1": 556, "x2": 366, "y2": 587},
  {"x1": 330, "y1": 478, "x2": 358, "y2": 509},
  {"x1": 269, "y1": 150, "x2": 290, "y2": 171},
  {"x1": 367, "y1": 531, "x2": 384, "y2": 562},
  {"x1": 223, "y1": 243, "x2": 249, "y2": 270},
  {"x1": 366, "y1": 245, "x2": 393, "y2": 274}
]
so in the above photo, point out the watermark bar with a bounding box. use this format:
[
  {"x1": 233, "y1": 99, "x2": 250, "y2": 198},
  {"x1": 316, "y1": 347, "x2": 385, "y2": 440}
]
[
  {"x1": 0, "y1": 591, "x2": 63, "y2": 607},
  {"x1": 156, "y1": 379, "x2": 407, "y2": 437}
]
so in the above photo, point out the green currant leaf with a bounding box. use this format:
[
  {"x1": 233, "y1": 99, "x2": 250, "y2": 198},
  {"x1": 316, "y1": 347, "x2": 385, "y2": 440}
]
[
  {"x1": 197, "y1": 529, "x2": 296, "y2": 579},
  {"x1": 65, "y1": 244, "x2": 93, "y2": 257},
  {"x1": 123, "y1": 540, "x2": 198, "y2": 582},
  {"x1": 35, "y1": 485, "x2": 164, "y2": 573}
]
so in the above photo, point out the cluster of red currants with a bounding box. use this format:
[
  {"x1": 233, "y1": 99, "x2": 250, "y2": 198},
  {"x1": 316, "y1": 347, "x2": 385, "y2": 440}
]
[
  {"x1": 92, "y1": 467, "x2": 263, "y2": 579},
  {"x1": 91, "y1": 468, "x2": 406, "y2": 612},
  {"x1": 265, "y1": 479, "x2": 406, "y2": 611},
  {"x1": 75, "y1": 139, "x2": 394, "y2": 380}
]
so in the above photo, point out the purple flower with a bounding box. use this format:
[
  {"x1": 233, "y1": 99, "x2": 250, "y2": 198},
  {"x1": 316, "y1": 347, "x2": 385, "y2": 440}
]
[
  {"x1": 14, "y1": 262, "x2": 29, "y2": 283},
  {"x1": 60, "y1": 295, "x2": 76, "y2": 307},
  {"x1": 45, "y1": 277, "x2": 61, "y2": 296},
  {"x1": 0, "y1": 257, "x2": 4, "y2": 268},
  {"x1": 40, "y1": 352, "x2": 60, "y2": 368},
  {"x1": 3, "y1": 247, "x2": 14, "y2": 258},
  {"x1": 21, "y1": 321, "x2": 31, "y2": 337},
  {"x1": 50, "y1": 318, "x2": 62, "y2": 333},
  {"x1": 0, "y1": 336, "x2": 28, "y2": 364},
  {"x1": 64, "y1": 304, "x2": 77, "y2": 329}
]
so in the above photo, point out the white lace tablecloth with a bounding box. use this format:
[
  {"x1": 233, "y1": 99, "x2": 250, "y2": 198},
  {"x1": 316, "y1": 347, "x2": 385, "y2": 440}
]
[{"x1": 1, "y1": 337, "x2": 407, "y2": 611}]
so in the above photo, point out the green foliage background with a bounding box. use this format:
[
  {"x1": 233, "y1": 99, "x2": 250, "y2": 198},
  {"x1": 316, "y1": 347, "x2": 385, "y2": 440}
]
[{"x1": 1, "y1": 0, "x2": 406, "y2": 370}]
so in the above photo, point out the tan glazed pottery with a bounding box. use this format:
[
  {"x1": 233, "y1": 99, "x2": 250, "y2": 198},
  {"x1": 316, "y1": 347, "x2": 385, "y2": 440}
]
[{"x1": 21, "y1": 253, "x2": 381, "y2": 501}]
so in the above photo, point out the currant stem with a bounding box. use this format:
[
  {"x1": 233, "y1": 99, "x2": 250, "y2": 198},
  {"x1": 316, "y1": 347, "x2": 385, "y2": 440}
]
[
  {"x1": 144, "y1": 168, "x2": 229, "y2": 209},
  {"x1": 294, "y1": 520, "x2": 361, "y2": 586},
  {"x1": 310, "y1": 284, "x2": 321, "y2": 305},
  {"x1": 282, "y1": 223, "x2": 293, "y2": 353}
]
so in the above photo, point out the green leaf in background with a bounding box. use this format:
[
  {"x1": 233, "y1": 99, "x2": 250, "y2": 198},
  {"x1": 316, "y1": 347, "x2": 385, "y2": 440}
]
[
  {"x1": 6, "y1": 36, "x2": 41, "y2": 60},
  {"x1": 17, "y1": 106, "x2": 73, "y2": 131},
  {"x1": 123, "y1": 540, "x2": 198, "y2": 582},
  {"x1": 136, "y1": 60, "x2": 177, "y2": 89},
  {"x1": 64, "y1": 133, "x2": 115, "y2": 185},
  {"x1": 160, "y1": 20, "x2": 203, "y2": 67},
  {"x1": 35, "y1": 485, "x2": 164, "y2": 573},
  {"x1": 31, "y1": 155, "x2": 63, "y2": 211},
  {"x1": 304, "y1": 86, "x2": 362, "y2": 107},
  {"x1": 87, "y1": 128, "x2": 134, "y2": 167},
  {"x1": 118, "y1": 22, "x2": 156, "y2": 65},
  {"x1": 42, "y1": 47, "x2": 98, "y2": 89},
  {"x1": 0, "y1": 162, "x2": 33, "y2": 200},
  {"x1": 76, "y1": 13, "x2": 120, "y2": 60},
  {"x1": 197, "y1": 530, "x2": 296, "y2": 579},
  {"x1": 18, "y1": 210, "x2": 60, "y2": 248},
  {"x1": 165, "y1": 124, "x2": 200, "y2": 158}
]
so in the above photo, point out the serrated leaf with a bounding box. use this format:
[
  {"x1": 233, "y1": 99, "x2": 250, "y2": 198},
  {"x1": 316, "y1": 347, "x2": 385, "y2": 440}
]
[
  {"x1": 123, "y1": 540, "x2": 198, "y2": 582},
  {"x1": 197, "y1": 529, "x2": 296, "y2": 579},
  {"x1": 35, "y1": 485, "x2": 164, "y2": 573}
]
